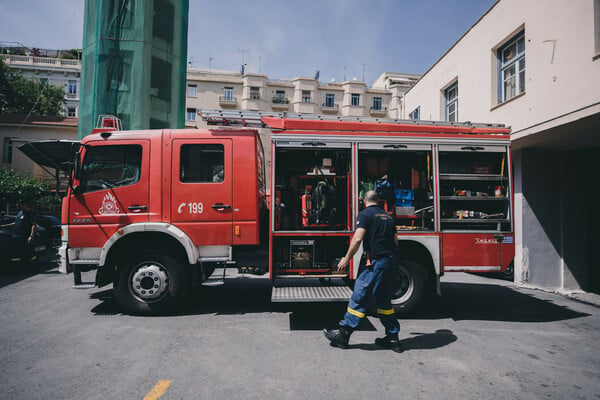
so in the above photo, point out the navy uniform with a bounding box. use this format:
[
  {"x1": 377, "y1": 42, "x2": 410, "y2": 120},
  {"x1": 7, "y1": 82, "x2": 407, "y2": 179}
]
[{"x1": 324, "y1": 202, "x2": 402, "y2": 352}]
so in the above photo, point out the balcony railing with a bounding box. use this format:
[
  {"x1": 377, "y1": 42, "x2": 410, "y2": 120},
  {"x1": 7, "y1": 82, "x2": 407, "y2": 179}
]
[
  {"x1": 0, "y1": 54, "x2": 81, "y2": 69},
  {"x1": 369, "y1": 106, "x2": 388, "y2": 116},
  {"x1": 321, "y1": 103, "x2": 339, "y2": 109},
  {"x1": 219, "y1": 96, "x2": 237, "y2": 106},
  {"x1": 272, "y1": 97, "x2": 289, "y2": 104}
]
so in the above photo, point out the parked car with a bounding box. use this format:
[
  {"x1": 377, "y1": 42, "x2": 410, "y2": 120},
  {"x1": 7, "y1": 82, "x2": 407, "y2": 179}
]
[
  {"x1": 0, "y1": 214, "x2": 56, "y2": 265},
  {"x1": 35, "y1": 214, "x2": 61, "y2": 247}
]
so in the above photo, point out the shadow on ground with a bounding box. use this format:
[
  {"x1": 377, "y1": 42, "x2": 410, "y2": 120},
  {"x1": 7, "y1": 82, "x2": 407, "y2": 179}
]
[
  {"x1": 88, "y1": 277, "x2": 589, "y2": 325},
  {"x1": 0, "y1": 250, "x2": 60, "y2": 289},
  {"x1": 343, "y1": 329, "x2": 458, "y2": 352},
  {"x1": 416, "y1": 282, "x2": 589, "y2": 322}
]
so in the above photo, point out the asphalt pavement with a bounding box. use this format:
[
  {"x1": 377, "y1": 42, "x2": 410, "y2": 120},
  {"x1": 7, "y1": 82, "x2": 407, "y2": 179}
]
[{"x1": 0, "y1": 256, "x2": 599, "y2": 400}]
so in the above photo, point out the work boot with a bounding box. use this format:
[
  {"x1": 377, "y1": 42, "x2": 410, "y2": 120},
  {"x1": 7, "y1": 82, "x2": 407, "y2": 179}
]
[
  {"x1": 375, "y1": 334, "x2": 402, "y2": 353},
  {"x1": 323, "y1": 326, "x2": 352, "y2": 349}
]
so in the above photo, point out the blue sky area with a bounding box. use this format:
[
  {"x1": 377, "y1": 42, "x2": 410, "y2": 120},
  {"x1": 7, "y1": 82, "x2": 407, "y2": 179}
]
[{"x1": 0, "y1": 0, "x2": 496, "y2": 85}]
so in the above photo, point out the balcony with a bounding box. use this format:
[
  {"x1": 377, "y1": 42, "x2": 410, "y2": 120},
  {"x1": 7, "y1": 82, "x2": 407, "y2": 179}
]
[
  {"x1": 219, "y1": 96, "x2": 238, "y2": 107},
  {"x1": 271, "y1": 97, "x2": 289, "y2": 110},
  {"x1": 321, "y1": 103, "x2": 339, "y2": 114},
  {"x1": 369, "y1": 106, "x2": 388, "y2": 117},
  {"x1": 0, "y1": 54, "x2": 81, "y2": 70}
]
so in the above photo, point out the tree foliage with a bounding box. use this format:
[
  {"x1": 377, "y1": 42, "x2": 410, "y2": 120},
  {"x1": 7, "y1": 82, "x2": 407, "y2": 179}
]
[
  {"x1": 0, "y1": 59, "x2": 65, "y2": 116},
  {"x1": 0, "y1": 168, "x2": 54, "y2": 210}
]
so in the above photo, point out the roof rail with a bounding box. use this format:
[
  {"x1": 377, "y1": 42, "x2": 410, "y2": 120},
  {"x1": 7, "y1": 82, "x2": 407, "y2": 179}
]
[{"x1": 198, "y1": 109, "x2": 507, "y2": 129}]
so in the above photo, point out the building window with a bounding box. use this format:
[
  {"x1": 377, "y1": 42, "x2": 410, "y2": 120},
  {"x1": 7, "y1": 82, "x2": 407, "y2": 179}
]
[
  {"x1": 498, "y1": 31, "x2": 525, "y2": 103},
  {"x1": 409, "y1": 107, "x2": 420, "y2": 121},
  {"x1": 273, "y1": 90, "x2": 286, "y2": 103},
  {"x1": 445, "y1": 82, "x2": 458, "y2": 122},
  {"x1": 187, "y1": 84, "x2": 197, "y2": 97},
  {"x1": 250, "y1": 86, "x2": 260, "y2": 100},
  {"x1": 67, "y1": 107, "x2": 77, "y2": 117},
  {"x1": 223, "y1": 87, "x2": 234, "y2": 101},
  {"x1": 68, "y1": 80, "x2": 77, "y2": 94},
  {"x1": 109, "y1": 50, "x2": 132, "y2": 92},
  {"x1": 351, "y1": 93, "x2": 360, "y2": 106},
  {"x1": 302, "y1": 90, "x2": 311, "y2": 103},
  {"x1": 372, "y1": 97, "x2": 382, "y2": 111},
  {"x1": 39, "y1": 78, "x2": 49, "y2": 85},
  {"x1": 186, "y1": 108, "x2": 196, "y2": 121},
  {"x1": 325, "y1": 93, "x2": 335, "y2": 108}
]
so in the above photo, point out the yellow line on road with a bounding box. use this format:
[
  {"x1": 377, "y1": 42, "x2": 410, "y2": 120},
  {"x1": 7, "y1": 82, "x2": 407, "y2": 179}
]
[{"x1": 143, "y1": 380, "x2": 172, "y2": 400}]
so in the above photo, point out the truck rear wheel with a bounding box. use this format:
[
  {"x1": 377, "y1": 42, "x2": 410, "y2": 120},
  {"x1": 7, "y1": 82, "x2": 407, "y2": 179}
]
[
  {"x1": 390, "y1": 259, "x2": 427, "y2": 315},
  {"x1": 114, "y1": 252, "x2": 190, "y2": 315}
]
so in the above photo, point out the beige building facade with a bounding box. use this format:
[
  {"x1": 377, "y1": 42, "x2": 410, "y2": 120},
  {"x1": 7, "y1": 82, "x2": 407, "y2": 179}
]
[
  {"x1": 402, "y1": 0, "x2": 600, "y2": 294},
  {"x1": 184, "y1": 69, "x2": 419, "y2": 128}
]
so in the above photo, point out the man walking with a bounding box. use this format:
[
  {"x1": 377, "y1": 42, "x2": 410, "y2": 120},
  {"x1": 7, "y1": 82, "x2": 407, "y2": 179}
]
[{"x1": 323, "y1": 190, "x2": 402, "y2": 352}]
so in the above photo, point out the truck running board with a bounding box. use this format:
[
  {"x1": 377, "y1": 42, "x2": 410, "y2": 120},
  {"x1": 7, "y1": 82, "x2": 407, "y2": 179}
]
[
  {"x1": 72, "y1": 283, "x2": 96, "y2": 289},
  {"x1": 271, "y1": 285, "x2": 352, "y2": 302}
]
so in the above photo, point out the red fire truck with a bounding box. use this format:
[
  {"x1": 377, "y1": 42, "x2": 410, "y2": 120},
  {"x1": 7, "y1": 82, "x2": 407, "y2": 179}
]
[{"x1": 59, "y1": 112, "x2": 514, "y2": 315}]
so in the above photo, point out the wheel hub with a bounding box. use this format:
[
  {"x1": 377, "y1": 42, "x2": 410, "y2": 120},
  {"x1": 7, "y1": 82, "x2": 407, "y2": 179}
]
[{"x1": 130, "y1": 263, "x2": 169, "y2": 301}]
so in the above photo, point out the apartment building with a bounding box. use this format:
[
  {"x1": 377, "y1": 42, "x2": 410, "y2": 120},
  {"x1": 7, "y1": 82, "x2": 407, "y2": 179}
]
[
  {"x1": 0, "y1": 52, "x2": 81, "y2": 117},
  {"x1": 184, "y1": 68, "x2": 419, "y2": 128},
  {"x1": 402, "y1": 0, "x2": 600, "y2": 294}
]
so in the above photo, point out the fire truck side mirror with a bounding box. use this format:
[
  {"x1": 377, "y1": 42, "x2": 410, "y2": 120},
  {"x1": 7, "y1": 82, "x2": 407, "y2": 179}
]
[{"x1": 73, "y1": 151, "x2": 81, "y2": 182}]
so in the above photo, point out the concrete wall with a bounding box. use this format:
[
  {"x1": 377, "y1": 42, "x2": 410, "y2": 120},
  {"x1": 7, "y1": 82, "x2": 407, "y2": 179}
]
[
  {"x1": 403, "y1": 0, "x2": 600, "y2": 130},
  {"x1": 515, "y1": 148, "x2": 594, "y2": 292}
]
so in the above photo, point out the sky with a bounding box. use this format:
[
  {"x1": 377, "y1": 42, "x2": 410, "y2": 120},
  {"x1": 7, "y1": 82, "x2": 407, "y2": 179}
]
[{"x1": 0, "y1": 0, "x2": 496, "y2": 85}]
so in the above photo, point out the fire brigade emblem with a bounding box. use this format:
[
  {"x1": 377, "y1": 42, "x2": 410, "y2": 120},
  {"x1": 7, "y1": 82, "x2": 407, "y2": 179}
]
[{"x1": 99, "y1": 192, "x2": 120, "y2": 215}]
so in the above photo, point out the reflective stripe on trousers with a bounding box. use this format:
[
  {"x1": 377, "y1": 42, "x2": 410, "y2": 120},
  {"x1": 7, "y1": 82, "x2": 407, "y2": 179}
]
[{"x1": 340, "y1": 256, "x2": 400, "y2": 335}]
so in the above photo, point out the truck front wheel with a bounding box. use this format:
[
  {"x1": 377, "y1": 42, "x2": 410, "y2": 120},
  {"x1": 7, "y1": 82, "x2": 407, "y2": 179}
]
[
  {"x1": 389, "y1": 259, "x2": 427, "y2": 315},
  {"x1": 114, "y1": 252, "x2": 190, "y2": 315}
]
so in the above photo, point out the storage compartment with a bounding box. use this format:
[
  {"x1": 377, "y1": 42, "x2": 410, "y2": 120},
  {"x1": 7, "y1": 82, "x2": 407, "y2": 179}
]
[
  {"x1": 272, "y1": 236, "x2": 350, "y2": 275},
  {"x1": 438, "y1": 146, "x2": 511, "y2": 231},
  {"x1": 358, "y1": 146, "x2": 434, "y2": 231},
  {"x1": 274, "y1": 146, "x2": 350, "y2": 231}
]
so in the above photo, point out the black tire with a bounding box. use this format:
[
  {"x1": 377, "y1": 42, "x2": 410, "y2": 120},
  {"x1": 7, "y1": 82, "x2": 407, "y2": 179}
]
[
  {"x1": 500, "y1": 262, "x2": 514, "y2": 280},
  {"x1": 389, "y1": 259, "x2": 427, "y2": 315},
  {"x1": 114, "y1": 251, "x2": 190, "y2": 315}
]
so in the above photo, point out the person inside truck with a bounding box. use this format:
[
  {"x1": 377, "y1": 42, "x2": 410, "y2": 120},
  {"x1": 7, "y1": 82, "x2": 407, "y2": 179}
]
[{"x1": 323, "y1": 190, "x2": 402, "y2": 352}]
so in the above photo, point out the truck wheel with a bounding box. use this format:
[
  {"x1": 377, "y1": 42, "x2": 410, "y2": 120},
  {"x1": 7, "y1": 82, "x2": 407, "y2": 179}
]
[
  {"x1": 390, "y1": 259, "x2": 427, "y2": 315},
  {"x1": 501, "y1": 262, "x2": 514, "y2": 280},
  {"x1": 114, "y1": 252, "x2": 190, "y2": 315}
]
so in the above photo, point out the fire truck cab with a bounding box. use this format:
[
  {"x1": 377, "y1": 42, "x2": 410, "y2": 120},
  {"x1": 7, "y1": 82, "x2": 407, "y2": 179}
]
[{"x1": 60, "y1": 112, "x2": 513, "y2": 315}]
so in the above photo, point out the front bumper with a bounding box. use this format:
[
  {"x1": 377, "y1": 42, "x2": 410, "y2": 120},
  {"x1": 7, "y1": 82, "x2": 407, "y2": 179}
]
[{"x1": 58, "y1": 242, "x2": 68, "y2": 273}]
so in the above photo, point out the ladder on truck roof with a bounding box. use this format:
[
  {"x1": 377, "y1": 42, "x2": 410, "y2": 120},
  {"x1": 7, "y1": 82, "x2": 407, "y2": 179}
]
[{"x1": 198, "y1": 108, "x2": 507, "y2": 130}]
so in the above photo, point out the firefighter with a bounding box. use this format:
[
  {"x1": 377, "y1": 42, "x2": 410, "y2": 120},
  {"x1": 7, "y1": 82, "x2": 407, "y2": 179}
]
[{"x1": 323, "y1": 190, "x2": 402, "y2": 352}]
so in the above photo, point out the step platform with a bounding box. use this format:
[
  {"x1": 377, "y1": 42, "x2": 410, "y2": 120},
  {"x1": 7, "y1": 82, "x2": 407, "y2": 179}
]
[{"x1": 271, "y1": 285, "x2": 352, "y2": 302}]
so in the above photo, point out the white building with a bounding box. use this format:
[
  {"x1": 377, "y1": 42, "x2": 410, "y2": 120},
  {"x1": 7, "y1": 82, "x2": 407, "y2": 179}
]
[
  {"x1": 402, "y1": 0, "x2": 600, "y2": 294},
  {"x1": 0, "y1": 53, "x2": 81, "y2": 117}
]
